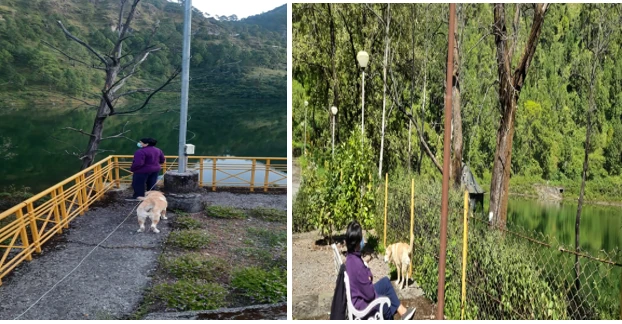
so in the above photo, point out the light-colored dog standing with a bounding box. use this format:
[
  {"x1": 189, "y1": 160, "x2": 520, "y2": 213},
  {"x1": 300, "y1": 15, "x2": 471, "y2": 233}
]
[
  {"x1": 136, "y1": 190, "x2": 168, "y2": 233},
  {"x1": 384, "y1": 235, "x2": 414, "y2": 290}
]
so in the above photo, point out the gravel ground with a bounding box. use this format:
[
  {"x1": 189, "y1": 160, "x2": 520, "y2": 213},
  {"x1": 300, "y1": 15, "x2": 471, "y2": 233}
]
[
  {"x1": 292, "y1": 230, "x2": 436, "y2": 320},
  {"x1": 0, "y1": 195, "x2": 175, "y2": 320},
  {"x1": 202, "y1": 191, "x2": 287, "y2": 210}
]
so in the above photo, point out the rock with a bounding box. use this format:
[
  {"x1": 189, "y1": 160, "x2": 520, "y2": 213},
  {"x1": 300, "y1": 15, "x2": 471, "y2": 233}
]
[
  {"x1": 165, "y1": 192, "x2": 204, "y2": 213},
  {"x1": 164, "y1": 171, "x2": 199, "y2": 193}
]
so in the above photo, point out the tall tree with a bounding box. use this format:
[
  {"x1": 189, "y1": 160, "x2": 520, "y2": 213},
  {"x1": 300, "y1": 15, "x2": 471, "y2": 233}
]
[
  {"x1": 451, "y1": 5, "x2": 463, "y2": 187},
  {"x1": 573, "y1": 3, "x2": 618, "y2": 292},
  {"x1": 53, "y1": 0, "x2": 179, "y2": 170},
  {"x1": 489, "y1": 3, "x2": 549, "y2": 227}
]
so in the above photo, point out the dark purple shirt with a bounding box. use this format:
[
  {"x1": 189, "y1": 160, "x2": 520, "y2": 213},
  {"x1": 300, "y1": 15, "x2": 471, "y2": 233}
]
[
  {"x1": 130, "y1": 146, "x2": 165, "y2": 174},
  {"x1": 345, "y1": 251, "x2": 377, "y2": 312}
]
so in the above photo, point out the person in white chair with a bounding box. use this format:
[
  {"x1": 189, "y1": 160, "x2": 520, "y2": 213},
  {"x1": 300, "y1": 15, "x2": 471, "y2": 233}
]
[{"x1": 345, "y1": 220, "x2": 416, "y2": 320}]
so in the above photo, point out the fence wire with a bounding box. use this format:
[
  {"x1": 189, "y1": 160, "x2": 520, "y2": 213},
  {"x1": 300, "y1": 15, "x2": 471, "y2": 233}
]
[{"x1": 379, "y1": 180, "x2": 622, "y2": 320}]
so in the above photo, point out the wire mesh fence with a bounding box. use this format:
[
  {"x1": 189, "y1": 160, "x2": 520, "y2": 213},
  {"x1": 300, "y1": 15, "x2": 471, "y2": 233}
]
[{"x1": 377, "y1": 175, "x2": 622, "y2": 320}]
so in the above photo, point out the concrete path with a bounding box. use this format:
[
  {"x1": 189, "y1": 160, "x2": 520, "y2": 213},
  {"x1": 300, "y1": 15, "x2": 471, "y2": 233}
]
[{"x1": 0, "y1": 195, "x2": 174, "y2": 320}]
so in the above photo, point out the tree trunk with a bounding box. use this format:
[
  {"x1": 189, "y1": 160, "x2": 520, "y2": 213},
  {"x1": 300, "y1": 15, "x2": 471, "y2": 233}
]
[
  {"x1": 489, "y1": 3, "x2": 548, "y2": 227},
  {"x1": 379, "y1": 3, "x2": 390, "y2": 178},
  {"x1": 451, "y1": 6, "x2": 463, "y2": 188}
]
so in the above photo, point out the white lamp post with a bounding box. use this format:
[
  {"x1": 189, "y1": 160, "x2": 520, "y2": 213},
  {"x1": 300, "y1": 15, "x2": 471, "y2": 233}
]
[
  {"x1": 304, "y1": 100, "x2": 308, "y2": 155},
  {"x1": 331, "y1": 106, "x2": 338, "y2": 156},
  {"x1": 357, "y1": 51, "x2": 369, "y2": 138}
]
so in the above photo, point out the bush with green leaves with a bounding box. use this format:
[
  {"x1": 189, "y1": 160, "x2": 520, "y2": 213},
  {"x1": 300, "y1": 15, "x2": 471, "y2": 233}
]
[
  {"x1": 293, "y1": 128, "x2": 376, "y2": 239},
  {"x1": 231, "y1": 267, "x2": 286, "y2": 304},
  {"x1": 168, "y1": 230, "x2": 211, "y2": 249},
  {"x1": 205, "y1": 205, "x2": 247, "y2": 219},
  {"x1": 151, "y1": 280, "x2": 228, "y2": 311}
]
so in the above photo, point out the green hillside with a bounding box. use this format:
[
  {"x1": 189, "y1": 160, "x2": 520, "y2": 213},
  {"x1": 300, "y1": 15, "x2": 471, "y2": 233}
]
[{"x1": 0, "y1": 0, "x2": 286, "y2": 111}]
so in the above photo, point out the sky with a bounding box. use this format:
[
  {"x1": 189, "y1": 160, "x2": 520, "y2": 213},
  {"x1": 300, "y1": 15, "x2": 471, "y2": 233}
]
[{"x1": 190, "y1": 1, "x2": 286, "y2": 20}]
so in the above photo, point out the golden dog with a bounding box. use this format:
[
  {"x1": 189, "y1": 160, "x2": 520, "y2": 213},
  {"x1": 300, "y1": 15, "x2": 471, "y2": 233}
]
[
  {"x1": 384, "y1": 235, "x2": 414, "y2": 290},
  {"x1": 136, "y1": 190, "x2": 167, "y2": 233}
]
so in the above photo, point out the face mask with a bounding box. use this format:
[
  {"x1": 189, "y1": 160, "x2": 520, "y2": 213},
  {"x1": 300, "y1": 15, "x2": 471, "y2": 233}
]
[
  {"x1": 360, "y1": 237, "x2": 365, "y2": 251},
  {"x1": 137, "y1": 142, "x2": 143, "y2": 148}
]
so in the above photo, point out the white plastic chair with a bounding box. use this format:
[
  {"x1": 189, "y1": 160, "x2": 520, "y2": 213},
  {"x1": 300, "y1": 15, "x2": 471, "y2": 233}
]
[
  {"x1": 331, "y1": 243, "x2": 343, "y2": 275},
  {"x1": 343, "y1": 272, "x2": 391, "y2": 320}
]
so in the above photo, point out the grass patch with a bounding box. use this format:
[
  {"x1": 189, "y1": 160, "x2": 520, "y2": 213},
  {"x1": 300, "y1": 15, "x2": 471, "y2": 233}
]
[
  {"x1": 162, "y1": 253, "x2": 231, "y2": 282},
  {"x1": 175, "y1": 215, "x2": 203, "y2": 230},
  {"x1": 205, "y1": 205, "x2": 247, "y2": 219},
  {"x1": 231, "y1": 267, "x2": 286, "y2": 304},
  {"x1": 151, "y1": 280, "x2": 228, "y2": 311},
  {"x1": 250, "y1": 207, "x2": 286, "y2": 222},
  {"x1": 168, "y1": 230, "x2": 211, "y2": 250},
  {"x1": 247, "y1": 227, "x2": 286, "y2": 247}
]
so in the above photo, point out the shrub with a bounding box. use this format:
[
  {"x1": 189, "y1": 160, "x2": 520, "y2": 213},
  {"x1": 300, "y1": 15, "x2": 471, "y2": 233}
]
[
  {"x1": 250, "y1": 207, "x2": 286, "y2": 222},
  {"x1": 247, "y1": 227, "x2": 286, "y2": 248},
  {"x1": 168, "y1": 230, "x2": 211, "y2": 249},
  {"x1": 231, "y1": 267, "x2": 286, "y2": 304},
  {"x1": 175, "y1": 215, "x2": 202, "y2": 230},
  {"x1": 151, "y1": 280, "x2": 228, "y2": 311},
  {"x1": 163, "y1": 253, "x2": 231, "y2": 282},
  {"x1": 205, "y1": 205, "x2": 247, "y2": 219}
]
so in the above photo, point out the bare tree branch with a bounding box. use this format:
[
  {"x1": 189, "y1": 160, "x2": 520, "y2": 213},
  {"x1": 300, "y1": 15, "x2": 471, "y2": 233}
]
[
  {"x1": 63, "y1": 127, "x2": 96, "y2": 137},
  {"x1": 101, "y1": 121, "x2": 133, "y2": 141},
  {"x1": 120, "y1": 46, "x2": 161, "y2": 72},
  {"x1": 41, "y1": 40, "x2": 107, "y2": 70},
  {"x1": 66, "y1": 95, "x2": 99, "y2": 108},
  {"x1": 112, "y1": 68, "x2": 180, "y2": 115},
  {"x1": 115, "y1": 88, "x2": 154, "y2": 98},
  {"x1": 57, "y1": 21, "x2": 108, "y2": 66}
]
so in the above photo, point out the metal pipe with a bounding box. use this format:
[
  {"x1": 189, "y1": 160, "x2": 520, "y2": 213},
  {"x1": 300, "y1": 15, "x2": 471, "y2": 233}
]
[
  {"x1": 178, "y1": 0, "x2": 192, "y2": 172},
  {"x1": 436, "y1": 3, "x2": 455, "y2": 320},
  {"x1": 361, "y1": 70, "x2": 365, "y2": 137}
]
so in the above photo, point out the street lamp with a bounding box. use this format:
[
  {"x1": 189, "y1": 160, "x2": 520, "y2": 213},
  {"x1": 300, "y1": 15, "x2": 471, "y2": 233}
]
[
  {"x1": 357, "y1": 51, "x2": 369, "y2": 137},
  {"x1": 331, "y1": 106, "x2": 338, "y2": 156},
  {"x1": 304, "y1": 100, "x2": 308, "y2": 155}
]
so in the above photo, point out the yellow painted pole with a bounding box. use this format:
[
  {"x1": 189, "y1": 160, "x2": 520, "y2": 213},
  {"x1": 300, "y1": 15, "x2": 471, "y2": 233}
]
[
  {"x1": 212, "y1": 159, "x2": 217, "y2": 191},
  {"x1": 16, "y1": 208, "x2": 32, "y2": 261},
  {"x1": 461, "y1": 190, "x2": 470, "y2": 320},
  {"x1": 250, "y1": 159, "x2": 256, "y2": 192},
  {"x1": 51, "y1": 190, "x2": 62, "y2": 234},
  {"x1": 27, "y1": 202, "x2": 41, "y2": 253},
  {"x1": 264, "y1": 159, "x2": 271, "y2": 192},
  {"x1": 383, "y1": 172, "x2": 388, "y2": 248},
  {"x1": 409, "y1": 178, "x2": 414, "y2": 278},
  {"x1": 199, "y1": 158, "x2": 204, "y2": 187},
  {"x1": 114, "y1": 156, "x2": 120, "y2": 188},
  {"x1": 619, "y1": 269, "x2": 622, "y2": 320}
]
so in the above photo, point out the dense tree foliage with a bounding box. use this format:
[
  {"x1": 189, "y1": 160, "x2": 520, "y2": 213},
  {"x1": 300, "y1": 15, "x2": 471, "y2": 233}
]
[
  {"x1": 293, "y1": 3, "x2": 622, "y2": 201},
  {"x1": 0, "y1": 0, "x2": 286, "y2": 105}
]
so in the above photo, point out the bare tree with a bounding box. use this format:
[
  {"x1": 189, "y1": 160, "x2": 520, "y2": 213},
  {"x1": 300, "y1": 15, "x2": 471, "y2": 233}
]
[
  {"x1": 489, "y1": 3, "x2": 549, "y2": 227},
  {"x1": 51, "y1": 0, "x2": 180, "y2": 170}
]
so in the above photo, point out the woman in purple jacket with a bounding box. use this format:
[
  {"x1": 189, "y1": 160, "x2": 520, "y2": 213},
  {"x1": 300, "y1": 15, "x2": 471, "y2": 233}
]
[
  {"x1": 345, "y1": 220, "x2": 416, "y2": 320},
  {"x1": 126, "y1": 137, "x2": 165, "y2": 201}
]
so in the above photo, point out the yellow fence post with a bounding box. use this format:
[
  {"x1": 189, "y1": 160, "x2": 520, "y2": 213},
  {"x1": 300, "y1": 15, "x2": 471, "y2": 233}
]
[
  {"x1": 80, "y1": 174, "x2": 89, "y2": 214},
  {"x1": 384, "y1": 172, "x2": 388, "y2": 248},
  {"x1": 619, "y1": 269, "x2": 622, "y2": 320},
  {"x1": 50, "y1": 189, "x2": 62, "y2": 234},
  {"x1": 409, "y1": 178, "x2": 414, "y2": 278},
  {"x1": 114, "y1": 156, "x2": 120, "y2": 188},
  {"x1": 212, "y1": 159, "x2": 217, "y2": 191},
  {"x1": 264, "y1": 159, "x2": 271, "y2": 192},
  {"x1": 58, "y1": 186, "x2": 69, "y2": 229},
  {"x1": 461, "y1": 190, "x2": 470, "y2": 320},
  {"x1": 250, "y1": 159, "x2": 256, "y2": 192},
  {"x1": 199, "y1": 158, "x2": 204, "y2": 187},
  {"x1": 27, "y1": 202, "x2": 41, "y2": 253},
  {"x1": 16, "y1": 208, "x2": 32, "y2": 261}
]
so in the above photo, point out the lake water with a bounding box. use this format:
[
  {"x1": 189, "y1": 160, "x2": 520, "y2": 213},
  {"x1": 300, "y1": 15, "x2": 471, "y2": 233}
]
[
  {"x1": 505, "y1": 197, "x2": 622, "y2": 254},
  {"x1": 0, "y1": 98, "x2": 286, "y2": 192}
]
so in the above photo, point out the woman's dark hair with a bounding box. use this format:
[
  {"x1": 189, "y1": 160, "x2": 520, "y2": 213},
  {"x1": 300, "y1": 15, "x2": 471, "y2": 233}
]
[
  {"x1": 140, "y1": 138, "x2": 158, "y2": 146},
  {"x1": 346, "y1": 220, "x2": 363, "y2": 253}
]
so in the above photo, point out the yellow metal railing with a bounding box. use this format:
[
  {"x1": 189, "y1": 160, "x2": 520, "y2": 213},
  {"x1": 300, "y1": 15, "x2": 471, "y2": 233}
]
[{"x1": 0, "y1": 155, "x2": 286, "y2": 285}]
